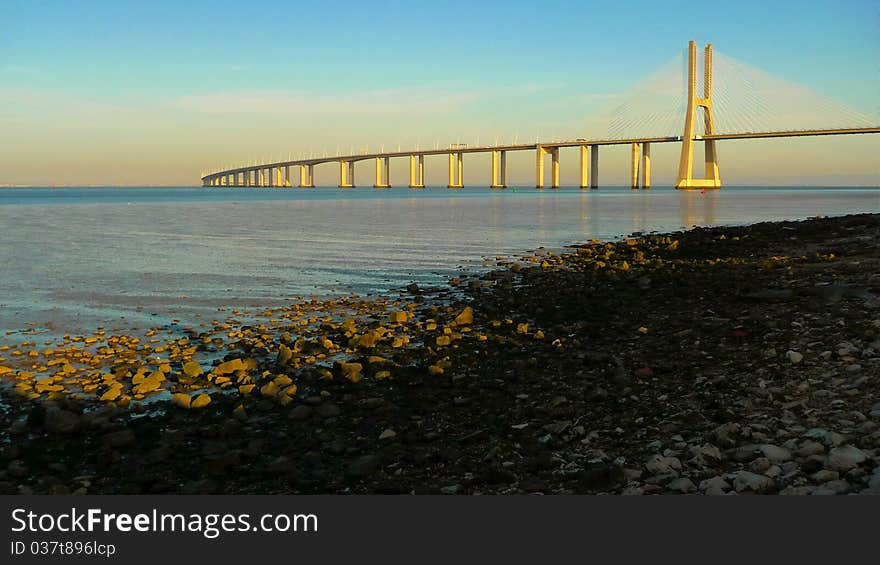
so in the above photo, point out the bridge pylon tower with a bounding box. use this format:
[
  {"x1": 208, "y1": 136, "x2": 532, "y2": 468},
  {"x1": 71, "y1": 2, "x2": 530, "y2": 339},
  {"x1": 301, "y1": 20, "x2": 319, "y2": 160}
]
[{"x1": 676, "y1": 40, "x2": 721, "y2": 190}]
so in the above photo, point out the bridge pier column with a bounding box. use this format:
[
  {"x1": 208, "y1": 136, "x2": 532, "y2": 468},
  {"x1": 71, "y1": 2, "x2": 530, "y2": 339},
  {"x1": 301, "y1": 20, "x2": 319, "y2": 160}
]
[
  {"x1": 339, "y1": 161, "x2": 354, "y2": 188},
  {"x1": 447, "y1": 152, "x2": 463, "y2": 188},
  {"x1": 257, "y1": 168, "x2": 263, "y2": 187},
  {"x1": 490, "y1": 150, "x2": 506, "y2": 188},
  {"x1": 590, "y1": 145, "x2": 599, "y2": 189},
  {"x1": 579, "y1": 146, "x2": 589, "y2": 189},
  {"x1": 298, "y1": 165, "x2": 314, "y2": 188},
  {"x1": 374, "y1": 157, "x2": 390, "y2": 188},
  {"x1": 536, "y1": 146, "x2": 559, "y2": 188},
  {"x1": 409, "y1": 155, "x2": 425, "y2": 188},
  {"x1": 284, "y1": 166, "x2": 291, "y2": 187},
  {"x1": 536, "y1": 146, "x2": 545, "y2": 188},
  {"x1": 551, "y1": 148, "x2": 559, "y2": 188},
  {"x1": 631, "y1": 143, "x2": 641, "y2": 189},
  {"x1": 641, "y1": 142, "x2": 651, "y2": 189}
]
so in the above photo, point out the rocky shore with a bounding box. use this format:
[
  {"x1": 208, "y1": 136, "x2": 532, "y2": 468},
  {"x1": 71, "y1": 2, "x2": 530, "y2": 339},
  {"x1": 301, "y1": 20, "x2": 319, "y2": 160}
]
[{"x1": 1, "y1": 213, "x2": 878, "y2": 495}]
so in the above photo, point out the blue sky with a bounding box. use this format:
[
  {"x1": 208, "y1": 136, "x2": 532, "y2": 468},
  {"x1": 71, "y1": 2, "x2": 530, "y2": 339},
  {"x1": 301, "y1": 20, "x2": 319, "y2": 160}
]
[{"x1": 1, "y1": 0, "x2": 878, "y2": 185}]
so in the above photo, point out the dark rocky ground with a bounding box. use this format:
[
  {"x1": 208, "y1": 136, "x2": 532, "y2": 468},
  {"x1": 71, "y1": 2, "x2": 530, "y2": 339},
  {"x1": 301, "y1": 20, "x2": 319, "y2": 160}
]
[{"x1": 2, "y1": 213, "x2": 878, "y2": 495}]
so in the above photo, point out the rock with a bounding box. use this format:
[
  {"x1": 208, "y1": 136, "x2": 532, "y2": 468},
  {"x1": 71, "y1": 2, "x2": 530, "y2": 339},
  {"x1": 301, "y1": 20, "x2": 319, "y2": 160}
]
[
  {"x1": 378, "y1": 428, "x2": 397, "y2": 441},
  {"x1": 786, "y1": 350, "x2": 803, "y2": 364},
  {"x1": 826, "y1": 445, "x2": 867, "y2": 472},
  {"x1": 181, "y1": 479, "x2": 218, "y2": 494},
  {"x1": 692, "y1": 444, "x2": 724, "y2": 465},
  {"x1": 289, "y1": 405, "x2": 312, "y2": 421},
  {"x1": 666, "y1": 477, "x2": 697, "y2": 493},
  {"x1": 810, "y1": 470, "x2": 839, "y2": 482},
  {"x1": 731, "y1": 471, "x2": 774, "y2": 493},
  {"x1": 44, "y1": 408, "x2": 80, "y2": 434},
  {"x1": 645, "y1": 455, "x2": 682, "y2": 475},
  {"x1": 347, "y1": 455, "x2": 380, "y2": 478},
  {"x1": 699, "y1": 476, "x2": 731, "y2": 495},
  {"x1": 453, "y1": 306, "x2": 474, "y2": 326},
  {"x1": 798, "y1": 440, "x2": 825, "y2": 457},
  {"x1": 171, "y1": 393, "x2": 191, "y2": 409},
  {"x1": 7, "y1": 460, "x2": 28, "y2": 478},
  {"x1": 102, "y1": 430, "x2": 135, "y2": 449},
  {"x1": 749, "y1": 457, "x2": 772, "y2": 474},
  {"x1": 804, "y1": 428, "x2": 845, "y2": 447},
  {"x1": 712, "y1": 422, "x2": 741, "y2": 448},
  {"x1": 780, "y1": 486, "x2": 815, "y2": 495},
  {"x1": 268, "y1": 456, "x2": 296, "y2": 475},
  {"x1": 760, "y1": 444, "x2": 792, "y2": 463},
  {"x1": 191, "y1": 393, "x2": 211, "y2": 409},
  {"x1": 732, "y1": 444, "x2": 761, "y2": 463},
  {"x1": 440, "y1": 484, "x2": 462, "y2": 495},
  {"x1": 316, "y1": 403, "x2": 341, "y2": 418},
  {"x1": 182, "y1": 361, "x2": 203, "y2": 377}
]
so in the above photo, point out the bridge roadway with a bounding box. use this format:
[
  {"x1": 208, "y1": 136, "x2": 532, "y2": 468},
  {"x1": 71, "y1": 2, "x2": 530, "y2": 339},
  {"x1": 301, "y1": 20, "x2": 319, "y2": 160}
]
[{"x1": 201, "y1": 127, "x2": 880, "y2": 189}]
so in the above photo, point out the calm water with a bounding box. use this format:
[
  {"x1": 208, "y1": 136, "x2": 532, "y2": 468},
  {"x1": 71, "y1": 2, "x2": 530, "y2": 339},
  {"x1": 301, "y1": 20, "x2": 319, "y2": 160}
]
[{"x1": 0, "y1": 186, "x2": 877, "y2": 335}]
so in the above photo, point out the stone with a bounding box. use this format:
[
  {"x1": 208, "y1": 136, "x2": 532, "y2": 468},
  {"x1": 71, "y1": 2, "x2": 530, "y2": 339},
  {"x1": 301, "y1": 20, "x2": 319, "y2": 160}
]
[
  {"x1": 453, "y1": 306, "x2": 474, "y2": 326},
  {"x1": 102, "y1": 429, "x2": 135, "y2": 449},
  {"x1": 44, "y1": 408, "x2": 80, "y2": 434},
  {"x1": 732, "y1": 444, "x2": 762, "y2": 463},
  {"x1": 645, "y1": 455, "x2": 681, "y2": 475},
  {"x1": 316, "y1": 403, "x2": 341, "y2": 418},
  {"x1": 749, "y1": 457, "x2": 772, "y2": 474},
  {"x1": 289, "y1": 405, "x2": 312, "y2": 421},
  {"x1": 798, "y1": 440, "x2": 825, "y2": 457},
  {"x1": 712, "y1": 422, "x2": 741, "y2": 448},
  {"x1": 378, "y1": 428, "x2": 397, "y2": 441},
  {"x1": 804, "y1": 428, "x2": 845, "y2": 447},
  {"x1": 826, "y1": 445, "x2": 867, "y2": 472},
  {"x1": 666, "y1": 477, "x2": 697, "y2": 493},
  {"x1": 699, "y1": 475, "x2": 731, "y2": 495},
  {"x1": 810, "y1": 470, "x2": 839, "y2": 482},
  {"x1": 440, "y1": 484, "x2": 462, "y2": 495},
  {"x1": 191, "y1": 393, "x2": 212, "y2": 409},
  {"x1": 786, "y1": 350, "x2": 803, "y2": 364},
  {"x1": 7, "y1": 460, "x2": 28, "y2": 478},
  {"x1": 182, "y1": 361, "x2": 203, "y2": 377},
  {"x1": 760, "y1": 444, "x2": 792, "y2": 463},
  {"x1": 170, "y1": 393, "x2": 191, "y2": 409},
  {"x1": 347, "y1": 455, "x2": 380, "y2": 478},
  {"x1": 181, "y1": 479, "x2": 218, "y2": 494},
  {"x1": 731, "y1": 471, "x2": 774, "y2": 493}
]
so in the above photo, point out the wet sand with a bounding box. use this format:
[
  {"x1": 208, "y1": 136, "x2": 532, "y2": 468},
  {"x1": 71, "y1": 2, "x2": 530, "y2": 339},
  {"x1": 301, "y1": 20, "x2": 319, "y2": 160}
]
[{"x1": 0, "y1": 213, "x2": 878, "y2": 494}]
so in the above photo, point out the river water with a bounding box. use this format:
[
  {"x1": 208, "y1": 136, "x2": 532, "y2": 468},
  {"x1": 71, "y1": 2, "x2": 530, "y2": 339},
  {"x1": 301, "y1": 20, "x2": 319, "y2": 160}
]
[{"x1": 0, "y1": 186, "x2": 877, "y2": 335}]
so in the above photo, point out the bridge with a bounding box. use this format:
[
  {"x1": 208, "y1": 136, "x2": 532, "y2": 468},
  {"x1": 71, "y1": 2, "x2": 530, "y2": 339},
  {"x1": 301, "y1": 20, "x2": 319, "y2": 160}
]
[{"x1": 200, "y1": 41, "x2": 879, "y2": 190}]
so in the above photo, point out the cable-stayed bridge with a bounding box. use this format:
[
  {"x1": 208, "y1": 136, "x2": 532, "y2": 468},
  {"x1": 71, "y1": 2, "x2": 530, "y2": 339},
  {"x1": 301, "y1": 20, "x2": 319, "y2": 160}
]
[{"x1": 201, "y1": 41, "x2": 879, "y2": 190}]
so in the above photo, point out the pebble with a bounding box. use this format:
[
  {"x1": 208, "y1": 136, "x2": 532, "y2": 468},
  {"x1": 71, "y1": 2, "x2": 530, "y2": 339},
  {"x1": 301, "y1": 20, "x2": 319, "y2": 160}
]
[
  {"x1": 786, "y1": 350, "x2": 803, "y2": 364},
  {"x1": 699, "y1": 476, "x2": 730, "y2": 495},
  {"x1": 645, "y1": 455, "x2": 681, "y2": 475},
  {"x1": 759, "y1": 444, "x2": 792, "y2": 463},
  {"x1": 44, "y1": 408, "x2": 80, "y2": 434},
  {"x1": 731, "y1": 471, "x2": 774, "y2": 493},
  {"x1": 825, "y1": 445, "x2": 867, "y2": 472},
  {"x1": 315, "y1": 403, "x2": 341, "y2": 418},
  {"x1": 666, "y1": 477, "x2": 696, "y2": 493},
  {"x1": 378, "y1": 428, "x2": 397, "y2": 441},
  {"x1": 347, "y1": 455, "x2": 381, "y2": 478}
]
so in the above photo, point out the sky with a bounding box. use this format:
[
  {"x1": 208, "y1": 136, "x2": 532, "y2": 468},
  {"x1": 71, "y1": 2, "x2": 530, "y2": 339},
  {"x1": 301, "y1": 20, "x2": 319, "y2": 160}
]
[{"x1": 1, "y1": 0, "x2": 878, "y2": 186}]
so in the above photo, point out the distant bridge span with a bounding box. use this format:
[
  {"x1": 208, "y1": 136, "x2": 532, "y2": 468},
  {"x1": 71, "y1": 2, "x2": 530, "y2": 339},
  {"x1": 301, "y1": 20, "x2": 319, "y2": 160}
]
[{"x1": 201, "y1": 42, "x2": 879, "y2": 190}]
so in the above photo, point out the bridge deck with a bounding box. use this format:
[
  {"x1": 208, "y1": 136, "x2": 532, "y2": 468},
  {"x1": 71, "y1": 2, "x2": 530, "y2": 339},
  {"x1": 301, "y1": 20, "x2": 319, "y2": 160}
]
[{"x1": 202, "y1": 127, "x2": 880, "y2": 181}]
